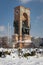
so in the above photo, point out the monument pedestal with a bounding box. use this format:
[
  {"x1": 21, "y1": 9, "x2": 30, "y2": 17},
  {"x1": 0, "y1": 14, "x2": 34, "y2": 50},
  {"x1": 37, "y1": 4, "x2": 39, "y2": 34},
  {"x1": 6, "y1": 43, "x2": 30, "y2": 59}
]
[
  {"x1": 23, "y1": 35, "x2": 31, "y2": 48},
  {"x1": 18, "y1": 35, "x2": 23, "y2": 48}
]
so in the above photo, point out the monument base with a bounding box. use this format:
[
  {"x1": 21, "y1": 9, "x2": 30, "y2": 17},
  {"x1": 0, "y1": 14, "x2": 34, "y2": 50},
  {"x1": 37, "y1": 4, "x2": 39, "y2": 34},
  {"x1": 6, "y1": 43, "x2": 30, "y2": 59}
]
[{"x1": 14, "y1": 34, "x2": 31, "y2": 48}]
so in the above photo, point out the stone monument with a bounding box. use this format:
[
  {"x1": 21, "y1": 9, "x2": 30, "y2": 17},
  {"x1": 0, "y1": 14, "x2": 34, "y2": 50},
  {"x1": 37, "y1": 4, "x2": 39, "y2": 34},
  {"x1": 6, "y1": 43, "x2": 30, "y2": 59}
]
[{"x1": 13, "y1": 6, "x2": 31, "y2": 48}]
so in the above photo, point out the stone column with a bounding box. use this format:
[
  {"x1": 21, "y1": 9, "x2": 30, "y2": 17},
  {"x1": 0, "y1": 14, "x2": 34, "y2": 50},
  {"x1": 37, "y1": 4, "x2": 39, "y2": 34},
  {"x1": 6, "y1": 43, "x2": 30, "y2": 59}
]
[{"x1": 19, "y1": 20, "x2": 22, "y2": 35}]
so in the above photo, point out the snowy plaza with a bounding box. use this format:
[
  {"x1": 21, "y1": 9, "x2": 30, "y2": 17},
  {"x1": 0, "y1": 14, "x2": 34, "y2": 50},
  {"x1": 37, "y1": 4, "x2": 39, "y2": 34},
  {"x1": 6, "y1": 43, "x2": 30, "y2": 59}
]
[{"x1": 0, "y1": 48, "x2": 43, "y2": 65}]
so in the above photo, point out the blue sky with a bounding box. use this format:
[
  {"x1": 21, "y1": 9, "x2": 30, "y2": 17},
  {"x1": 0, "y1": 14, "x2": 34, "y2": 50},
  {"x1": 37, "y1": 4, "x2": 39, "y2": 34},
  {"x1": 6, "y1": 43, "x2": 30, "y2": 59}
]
[{"x1": 0, "y1": 0, "x2": 43, "y2": 37}]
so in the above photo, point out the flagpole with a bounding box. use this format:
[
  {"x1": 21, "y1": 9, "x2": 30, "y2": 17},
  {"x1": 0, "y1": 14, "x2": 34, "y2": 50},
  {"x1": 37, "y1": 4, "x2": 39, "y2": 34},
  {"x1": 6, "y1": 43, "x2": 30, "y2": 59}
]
[{"x1": 8, "y1": 23, "x2": 10, "y2": 44}]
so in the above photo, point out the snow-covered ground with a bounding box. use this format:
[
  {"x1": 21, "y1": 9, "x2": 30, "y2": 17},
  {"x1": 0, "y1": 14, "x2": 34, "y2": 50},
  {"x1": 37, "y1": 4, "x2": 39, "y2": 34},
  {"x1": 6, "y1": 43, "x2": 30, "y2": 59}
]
[{"x1": 0, "y1": 48, "x2": 43, "y2": 65}]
